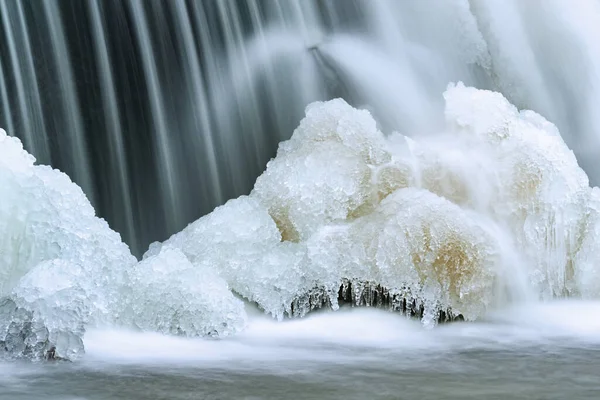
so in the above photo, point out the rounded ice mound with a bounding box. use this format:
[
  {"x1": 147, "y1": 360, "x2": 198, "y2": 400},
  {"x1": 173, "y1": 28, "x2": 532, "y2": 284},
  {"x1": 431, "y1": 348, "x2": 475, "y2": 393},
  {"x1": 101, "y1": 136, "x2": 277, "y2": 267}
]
[
  {"x1": 0, "y1": 130, "x2": 136, "y2": 359},
  {"x1": 443, "y1": 82, "x2": 519, "y2": 142},
  {"x1": 0, "y1": 260, "x2": 90, "y2": 361},
  {"x1": 442, "y1": 83, "x2": 590, "y2": 297},
  {"x1": 145, "y1": 195, "x2": 281, "y2": 264},
  {"x1": 150, "y1": 89, "x2": 600, "y2": 326},
  {"x1": 252, "y1": 99, "x2": 394, "y2": 241},
  {"x1": 359, "y1": 188, "x2": 498, "y2": 323},
  {"x1": 146, "y1": 196, "x2": 322, "y2": 321},
  {"x1": 128, "y1": 247, "x2": 247, "y2": 337},
  {"x1": 303, "y1": 188, "x2": 499, "y2": 325},
  {"x1": 283, "y1": 98, "x2": 391, "y2": 165},
  {"x1": 0, "y1": 130, "x2": 136, "y2": 301},
  {"x1": 253, "y1": 142, "x2": 373, "y2": 241}
]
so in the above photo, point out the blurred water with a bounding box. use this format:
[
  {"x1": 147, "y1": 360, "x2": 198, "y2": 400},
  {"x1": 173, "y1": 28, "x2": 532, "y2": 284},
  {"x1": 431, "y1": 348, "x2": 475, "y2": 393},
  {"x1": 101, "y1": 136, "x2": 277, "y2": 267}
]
[
  {"x1": 2, "y1": 1, "x2": 600, "y2": 254},
  {"x1": 1, "y1": 303, "x2": 600, "y2": 399}
]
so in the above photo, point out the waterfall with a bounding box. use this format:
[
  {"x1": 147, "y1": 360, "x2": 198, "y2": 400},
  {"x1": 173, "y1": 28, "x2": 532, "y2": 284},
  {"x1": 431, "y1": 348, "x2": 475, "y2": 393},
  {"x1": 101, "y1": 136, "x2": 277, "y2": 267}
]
[
  {"x1": 4, "y1": 0, "x2": 600, "y2": 362},
  {"x1": 1, "y1": 0, "x2": 600, "y2": 259}
]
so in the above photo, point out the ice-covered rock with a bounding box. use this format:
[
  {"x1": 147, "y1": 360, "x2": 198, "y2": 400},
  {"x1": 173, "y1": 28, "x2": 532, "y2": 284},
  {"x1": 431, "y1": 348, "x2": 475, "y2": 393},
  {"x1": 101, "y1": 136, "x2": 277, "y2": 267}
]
[
  {"x1": 4, "y1": 82, "x2": 600, "y2": 360},
  {"x1": 127, "y1": 246, "x2": 247, "y2": 337},
  {"x1": 148, "y1": 86, "x2": 600, "y2": 326},
  {"x1": 0, "y1": 260, "x2": 90, "y2": 361},
  {"x1": 252, "y1": 99, "x2": 391, "y2": 241},
  {"x1": 144, "y1": 196, "x2": 317, "y2": 321},
  {"x1": 347, "y1": 188, "x2": 499, "y2": 324},
  {"x1": 443, "y1": 83, "x2": 590, "y2": 298},
  {"x1": 0, "y1": 129, "x2": 136, "y2": 359}
]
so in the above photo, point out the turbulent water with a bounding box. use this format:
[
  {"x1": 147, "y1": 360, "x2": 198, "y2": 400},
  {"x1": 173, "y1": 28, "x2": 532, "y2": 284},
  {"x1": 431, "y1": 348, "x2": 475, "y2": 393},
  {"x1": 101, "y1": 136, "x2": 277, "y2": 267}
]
[{"x1": 2, "y1": 1, "x2": 600, "y2": 399}]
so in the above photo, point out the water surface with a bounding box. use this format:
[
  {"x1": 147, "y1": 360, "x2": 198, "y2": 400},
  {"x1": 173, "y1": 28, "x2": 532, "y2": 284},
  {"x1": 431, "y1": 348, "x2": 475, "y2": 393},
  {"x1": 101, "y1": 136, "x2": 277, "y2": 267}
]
[{"x1": 2, "y1": 302, "x2": 599, "y2": 399}]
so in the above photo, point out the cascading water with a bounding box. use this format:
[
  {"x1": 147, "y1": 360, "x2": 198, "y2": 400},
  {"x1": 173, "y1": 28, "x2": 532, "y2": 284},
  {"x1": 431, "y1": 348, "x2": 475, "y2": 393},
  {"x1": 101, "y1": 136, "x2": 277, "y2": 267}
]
[
  {"x1": 3, "y1": 0, "x2": 600, "y2": 256},
  {"x1": 1, "y1": 0, "x2": 600, "y2": 374}
]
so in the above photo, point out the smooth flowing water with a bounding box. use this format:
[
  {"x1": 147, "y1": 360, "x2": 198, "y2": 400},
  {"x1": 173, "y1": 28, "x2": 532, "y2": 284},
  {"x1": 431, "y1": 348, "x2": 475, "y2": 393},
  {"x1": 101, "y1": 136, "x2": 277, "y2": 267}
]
[
  {"x1": 2, "y1": 0, "x2": 600, "y2": 254},
  {"x1": 2, "y1": 303, "x2": 600, "y2": 399}
]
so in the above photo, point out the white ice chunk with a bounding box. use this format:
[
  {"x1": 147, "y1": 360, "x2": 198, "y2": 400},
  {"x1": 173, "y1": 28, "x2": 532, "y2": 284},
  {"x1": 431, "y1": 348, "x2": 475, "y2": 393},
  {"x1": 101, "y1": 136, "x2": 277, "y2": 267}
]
[
  {"x1": 0, "y1": 260, "x2": 90, "y2": 360},
  {"x1": 128, "y1": 247, "x2": 247, "y2": 337},
  {"x1": 0, "y1": 129, "x2": 136, "y2": 359}
]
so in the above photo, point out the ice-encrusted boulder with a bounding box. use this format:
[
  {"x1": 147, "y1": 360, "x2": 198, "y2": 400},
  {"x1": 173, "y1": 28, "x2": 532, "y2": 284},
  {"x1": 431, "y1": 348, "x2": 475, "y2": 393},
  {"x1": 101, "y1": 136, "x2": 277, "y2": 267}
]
[
  {"x1": 144, "y1": 196, "x2": 316, "y2": 321},
  {"x1": 252, "y1": 99, "x2": 392, "y2": 242},
  {"x1": 127, "y1": 246, "x2": 246, "y2": 337},
  {"x1": 151, "y1": 96, "x2": 511, "y2": 325},
  {"x1": 4, "y1": 82, "x2": 600, "y2": 360},
  {"x1": 0, "y1": 260, "x2": 91, "y2": 360},
  {"x1": 342, "y1": 188, "x2": 499, "y2": 323},
  {"x1": 0, "y1": 128, "x2": 251, "y2": 360},
  {"x1": 0, "y1": 130, "x2": 136, "y2": 299},
  {"x1": 0, "y1": 129, "x2": 137, "y2": 359},
  {"x1": 442, "y1": 83, "x2": 590, "y2": 297},
  {"x1": 144, "y1": 88, "x2": 600, "y2": 327}
]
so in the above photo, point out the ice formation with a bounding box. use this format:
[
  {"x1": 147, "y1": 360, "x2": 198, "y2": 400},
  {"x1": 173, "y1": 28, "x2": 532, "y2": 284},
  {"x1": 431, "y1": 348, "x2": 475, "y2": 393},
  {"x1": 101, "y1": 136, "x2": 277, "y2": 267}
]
[
  {"x1": 0, "y1": 129, "x2": 246, "y2": 360},
  {"x1": 150, "y1": 83, "x2": 600, "y2": 326},
  {"x1": 0, "y1": 129, "x2": 138, "y2": 360},
  {"x1": 127, "y1": 246, "x2": 247, "y2": 337},
  {"x1": 3, "y1": 82, "x2": 600, "y2": 360}
]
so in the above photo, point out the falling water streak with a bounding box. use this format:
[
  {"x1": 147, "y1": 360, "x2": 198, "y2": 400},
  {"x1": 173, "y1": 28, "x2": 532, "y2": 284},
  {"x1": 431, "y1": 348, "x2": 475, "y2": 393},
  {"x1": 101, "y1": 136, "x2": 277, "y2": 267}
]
[
  {"x1": 216, "y1": 1, "x2": 267, "y2": 174},
  {"x1": 40, "y1": 1, "x2": 96, "y2": 205},
  {"x1": 253, "y1": 1, "x2": 328, "y2": 138},
  {"x1": 0, "y1": 1, "x2": 37, "y2": 155},
  {"x1": 171, "y1": 1, "x2": 222, "y2": 205},
  {"x1": 13, "y1": 1, "x2": 50, "y2": 163},
  {"x1": 128, "y1": 0, "x2": 183, "y2": 233},
  {"x1": 467, "y1": 0, "x2": 557, "y2": 117},
  {"x1": 4, "y1": 0, "x2": 51, "y2": 163},
  {"x1": 244, "y1": 1, "x2": 284, "y2": 142},
  {"x1": 320, "y1": 37, "x2": 439, "y2": 134},
  {"x1": 87, "y1": 0, "x2": 137, "y2": 253},
  {"x1": 1, "y1": 0, "x2": 600, "y2": 254},
  {"x1": 186, "y1": 1, "x2": 238, "y2": 194},
  {"x1": 0, "y1": 55, "x2": 14, "y2": 137}
]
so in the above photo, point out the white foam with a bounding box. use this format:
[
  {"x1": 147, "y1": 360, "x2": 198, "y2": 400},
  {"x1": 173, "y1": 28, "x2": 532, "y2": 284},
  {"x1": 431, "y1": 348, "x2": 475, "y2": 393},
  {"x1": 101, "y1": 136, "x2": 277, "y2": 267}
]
[{"x1": 82, "y1": 301, "x2": 600, "y2": 367}]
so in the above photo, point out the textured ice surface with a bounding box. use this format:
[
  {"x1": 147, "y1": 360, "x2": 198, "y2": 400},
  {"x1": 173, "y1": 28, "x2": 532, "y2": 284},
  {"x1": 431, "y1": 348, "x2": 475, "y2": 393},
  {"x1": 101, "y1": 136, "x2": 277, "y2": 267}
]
[
  {"x1": 0, "y1": 260, "x2": 90, "y2": 360},
  {"x1": 0, "y1": 129, "x2": 249, "y2": 360},
  {"x1": 572, "y1": 188, "x2": 600, "y2": 298},
  {"x1": 128, "y1": 246, "x2": 246, "y2": 337},
  {"x1": 442, "y1": 83, "x2": 590, "y2": 298},
  {"x1": 0, "y1": 129, "x2": 137, "y2": 359},
  {"x1": 144, "y1": 196, "x2": 312, "y2": 320},
  {"x1": 342, "y1": 188, "x2": 499, "y2": 323},
  {"x1": 4, "y1": 82, "x2": 600, "y2": 360},
  {"x1": 157, "y1": 89, "x2": 590, "y2": 326},
  {"x1": 252, "y1": 99, "x2": 391, "y2": 241}
]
